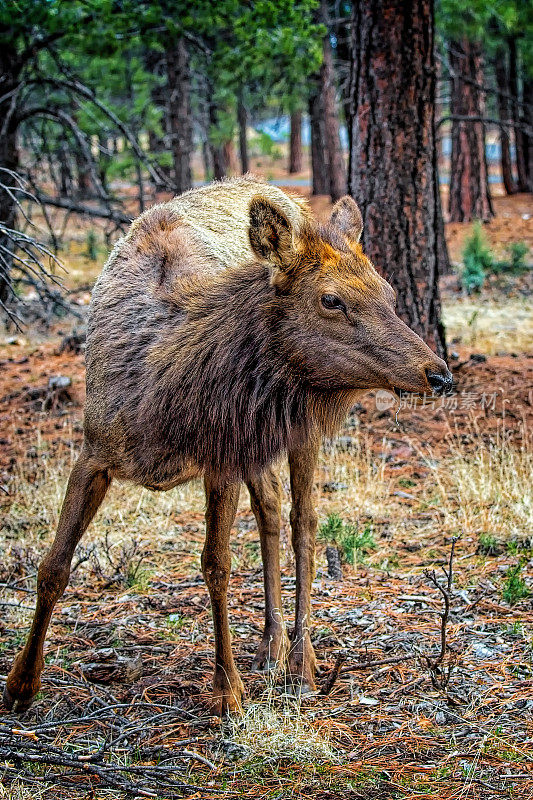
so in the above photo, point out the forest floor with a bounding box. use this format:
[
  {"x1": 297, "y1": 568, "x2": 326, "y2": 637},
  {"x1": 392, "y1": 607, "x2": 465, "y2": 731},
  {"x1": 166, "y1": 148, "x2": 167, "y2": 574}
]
[{"x1": 0, "y1": 189, "x2": 532, "y2": 799}]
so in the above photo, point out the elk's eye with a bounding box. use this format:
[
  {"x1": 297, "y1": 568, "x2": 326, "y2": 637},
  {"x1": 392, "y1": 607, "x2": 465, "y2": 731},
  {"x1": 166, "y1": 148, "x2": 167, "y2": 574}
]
[{"x1": 321, "y1": 294, "x2": 345, "y2": 311}]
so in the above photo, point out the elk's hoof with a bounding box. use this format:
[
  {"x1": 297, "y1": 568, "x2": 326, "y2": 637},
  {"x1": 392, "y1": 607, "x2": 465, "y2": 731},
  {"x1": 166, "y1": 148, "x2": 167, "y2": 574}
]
[
  {"x1": 284, "y1": 675, "x2": 317, "y2": 698},
  {"x1": 2, "y1": 684, "x2": 34, "y2": 714},
  {"x1": 211, "y1": 672, "x2": 244, "y2": 717},
  {"x1": 252, "y1": 630, "x2": 289, "y2": 673},
  {"x1": 251, "y1": 658, "x2": 279, "y2": 674}
]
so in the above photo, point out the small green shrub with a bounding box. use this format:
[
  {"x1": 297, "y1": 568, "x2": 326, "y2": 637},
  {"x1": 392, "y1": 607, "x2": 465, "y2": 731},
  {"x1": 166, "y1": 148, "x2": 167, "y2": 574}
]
[
  {"x1": 502, "y1": 562, "x2": 530, "y2": 605},
  {"x1": 507, "y1": 241, "x2": 529, "y2": 271},
  {"x1": 485, "y1": 241, "x2": 529, "y2": 274},
  {"x1": 318, "y1": 513, "x2": 376, "y2": 566},
  {"x1": 85, "y1": 229, "x2": 98, "y2": 261},
  {"x1": 477, "y1": 533, "x2": 502, "y2": 556},
  {"x1": 460, "y1": 221, "x2": 493, "y2": 293}
]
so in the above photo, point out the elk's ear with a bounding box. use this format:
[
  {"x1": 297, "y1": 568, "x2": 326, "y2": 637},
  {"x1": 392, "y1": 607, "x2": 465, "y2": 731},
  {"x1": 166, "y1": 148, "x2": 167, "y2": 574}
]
[
  {"x1": 330, "y1": 196, "x2": 363, "y2": 243},
  {"x1": 249, "y1": 196, "x2": 295, "y2": 268}
]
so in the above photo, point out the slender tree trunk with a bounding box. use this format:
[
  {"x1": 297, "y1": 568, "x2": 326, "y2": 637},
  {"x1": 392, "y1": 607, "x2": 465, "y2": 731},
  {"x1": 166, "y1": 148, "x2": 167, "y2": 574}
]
[
  {"x1": 223, "y1": 139, "x2": 239, "y2": 175},
  {"x1": 145, "y1": 48, "x2": 170, "y2": 180},
  {"x1": 320, "y1": 0, "x2": 346, "y2": 201},
  {"x1": 0, "y1": 36, "x2": 19, "y2": 304},
  {"x1": 494, "y1": 47, "x2": 517, "y2": 195},
  {"x1": 524, "y1": 77, "x2": 533, "y2": 192},
  {"x1": 509, "y1": 37, "x2": 528, "y2": 193},
  {"x1": 309, "y1": 86, "x2": 329, "y2": 195},
  {"x1": 348, "y1": 0, "x2": 447, "y2": 359},
  {"x1": 166, "y1": 38, "x2": 193, "y2": 195},
  {"x1": 289, "y1": 111, "x2": 303, "y2": 173},
  {"x1": 202, "y1": 138, "x2": 213, "y2": 181},
  {"x1": 448, "y1": 39, "x2": 493, "y2": 222},
  {"x1": 74, "y1": 149, "x2": 92, "y2": 198},
  {"x1": 237, "y1": 93, "x2": 249, "y2": 174},
  {"x1": 0, "y1": 126, "x2": 18, "y2": 305},
  {"x1": 208, "y1": 102, "x2": 227, "y2": 181}
]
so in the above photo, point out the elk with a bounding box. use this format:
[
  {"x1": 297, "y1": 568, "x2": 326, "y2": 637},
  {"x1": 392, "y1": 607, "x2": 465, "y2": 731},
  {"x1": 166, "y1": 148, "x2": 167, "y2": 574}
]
[{"x1": 4, "y1": 176, "x2": 452, "y2": 715}]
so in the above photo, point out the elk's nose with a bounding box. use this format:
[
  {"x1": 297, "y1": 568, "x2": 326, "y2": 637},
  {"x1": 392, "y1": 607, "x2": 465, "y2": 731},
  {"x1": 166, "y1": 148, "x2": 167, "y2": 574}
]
[{"x1": 426, "y1": 368, "x2": 453, "y2": 396}]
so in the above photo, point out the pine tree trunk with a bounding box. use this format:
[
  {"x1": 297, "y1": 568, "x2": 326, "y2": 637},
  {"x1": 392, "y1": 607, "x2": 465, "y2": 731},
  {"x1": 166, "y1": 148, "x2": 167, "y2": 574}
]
[
  {"x1": 166, "y1": 38, "x2": 193, "y2": 195},
  {"x1": 309, "y1": 87, "x2": 329, "y2": 195},
  {"x1": 0, "y1": 36, "x2": 19, "y2": 304},
  {"x1": 208, "y1": 103, "x2": 227, "y2": 181},
  {"x1": 494, "y1": 48, "x2": 517, "y2": 195},
  {"x1": 348, "y1": 0, "x2": 447, "y2": 359},
  {"x1": 145, "y1": 48, "x2": 170, "y2": 182},
  {"x1": 509, "y1": 37, "x2": 528, "y2": 193},
  {"x1": 289, "y1": 111, "x2": 303, "y2": 173},
  {"x1": 523, "y1": 77, "x2": 533, "y2": 192},
  {"x1": 448, "y1": 39, "x2": 493, "y2": 222},
  {"x1": 320, "y1": 0, "x2": 346, "y2": 201},
  {"x1": 223, "y1": 139, "x2": 239, "y2": 176},
  {"x1": 237, "y1": 94, "x2": 249, "y2": 174},
  {"x1": 0, "y1": 125, "x2": 18, "y2": 305}
]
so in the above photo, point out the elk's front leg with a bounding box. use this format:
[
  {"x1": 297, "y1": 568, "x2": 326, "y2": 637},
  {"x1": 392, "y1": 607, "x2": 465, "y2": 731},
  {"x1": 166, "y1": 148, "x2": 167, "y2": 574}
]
[
  {"x1": 247, "y1": 468, "x2": 289, "y2": 671},
  {"x1": 4, "y1": 452, "x2": 110, "y2": 713},
  {"x1": 202, "y1": 477, "x2": 243, "y2": 715},
  {"x1": 287, "y1": 438, "x2": 319, "y2": 692}
]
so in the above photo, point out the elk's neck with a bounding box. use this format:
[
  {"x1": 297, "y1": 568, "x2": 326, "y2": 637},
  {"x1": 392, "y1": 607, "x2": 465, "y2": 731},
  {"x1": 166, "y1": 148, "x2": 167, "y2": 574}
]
[{"x1": 139, "y1": 263, "x2": 350, "y2": 479}]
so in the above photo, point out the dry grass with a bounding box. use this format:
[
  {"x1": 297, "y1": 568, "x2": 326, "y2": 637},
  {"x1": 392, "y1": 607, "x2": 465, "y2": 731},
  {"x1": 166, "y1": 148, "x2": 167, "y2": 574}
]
[
  {"x1": 442, "y1": 295, "x2": 533, "y2": 355},
  {"x1": 417, "y1": 425, "x2": 532, "y2": 541},
  {"x1": 225, "y1": 688, "x2": 340, "y2": 766}
]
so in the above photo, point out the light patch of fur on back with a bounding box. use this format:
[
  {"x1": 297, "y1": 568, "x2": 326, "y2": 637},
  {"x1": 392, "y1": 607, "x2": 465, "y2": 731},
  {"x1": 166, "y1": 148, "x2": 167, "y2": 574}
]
[{"x1": 123, "y1": 176, "x2": 310, "y2": 280}]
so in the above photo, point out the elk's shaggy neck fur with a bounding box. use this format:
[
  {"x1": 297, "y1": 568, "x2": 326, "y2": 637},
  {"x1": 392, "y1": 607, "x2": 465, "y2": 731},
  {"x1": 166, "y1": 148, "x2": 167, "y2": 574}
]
[{"x1": 137, "y1": 262, "x2": 352, "y2": 482}]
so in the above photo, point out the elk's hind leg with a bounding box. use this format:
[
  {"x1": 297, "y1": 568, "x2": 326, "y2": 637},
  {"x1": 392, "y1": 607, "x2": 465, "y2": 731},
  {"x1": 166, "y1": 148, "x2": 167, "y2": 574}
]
[
  {"x1": 4, "y1": 451, "x2": 111, "y2": 713},
  {"x1": 247, "y1": 468, "x2": 289, "y2": 672},
  {"x1": 202, "y1": 477, "x2": 243, "y2": 715}
]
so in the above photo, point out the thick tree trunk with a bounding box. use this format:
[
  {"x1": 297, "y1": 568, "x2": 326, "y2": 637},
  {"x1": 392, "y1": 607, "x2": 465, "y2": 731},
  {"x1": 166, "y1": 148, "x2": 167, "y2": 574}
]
[
  {"x1": 320, "y1": 0, "x2": 346, "y2": 201},
  {"x1": 166, "y1": 38, "x2": 193, "y2": 195},
  {"x1": 237, "y1": 94, "x2": 249, "y2": 174},
  {"x1": 448, "y1": 40, "x2": 493, "y2": 222},
  {"x1": 348, "y1": 0, "x2": 447, "y2": 359},
  {"x1": 494, "y1": 48, "x2": 517, "y2": 195},
  {"x1": 289, "y1": 111, "x2": 303, "y2": 173},
  {"x1": 509, "y1": 37, "x2": 528, "y2": 193},
  {"x1": 308, "y1": 87, "x2": 329, "y2": 195}
]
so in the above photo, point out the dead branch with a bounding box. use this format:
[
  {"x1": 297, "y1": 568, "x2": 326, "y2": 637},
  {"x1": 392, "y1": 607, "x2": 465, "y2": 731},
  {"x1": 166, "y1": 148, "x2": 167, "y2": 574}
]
[
  {"x1": 35, "y1": 193, "x2": 131, "y2": 225},
  {"x1": 423, "y1": 536, "x2": 460, "y2": 689},
  {"x1": 320, "y1": 650, "x2": 346, "y2": 695}
]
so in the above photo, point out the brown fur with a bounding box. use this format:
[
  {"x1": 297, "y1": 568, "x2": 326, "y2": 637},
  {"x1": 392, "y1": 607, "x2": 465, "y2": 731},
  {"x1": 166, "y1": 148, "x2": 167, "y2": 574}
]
[{"x1": 4, "y1": 176, "x2": 451, "y2": 715}]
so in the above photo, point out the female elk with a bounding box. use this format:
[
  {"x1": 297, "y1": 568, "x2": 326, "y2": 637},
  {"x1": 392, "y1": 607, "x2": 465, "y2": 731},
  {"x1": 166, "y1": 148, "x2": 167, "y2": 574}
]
[{"x1": 5, "y1": 177, "x2": 451, "y2": 714}]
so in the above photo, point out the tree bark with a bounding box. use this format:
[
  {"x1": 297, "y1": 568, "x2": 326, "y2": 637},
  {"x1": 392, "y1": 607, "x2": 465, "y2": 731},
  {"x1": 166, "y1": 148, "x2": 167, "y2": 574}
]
[
  {"x1": 145, "y1": 48, "x2": 171, "y2": 182},
  {"x1": 523, "y1": 77, "x2": 533, "y2": 192},
  {"x1": 508, "y1": 36, "x2": 528, "y2": 193},
  {"x1": 309, "y1": 86, "x2": 329, "y2": 195},
  {"x1": 448, "y1": 39, "x2": 493, "y2": 222},
  {"x1": 237, "y1": 93, "x2": 249, "y2": 174},
  {"x1": 289, "y1": 111, "x2": 303, "y2": 173},
  {"x1": 494, "y1": 47, "x2": 517, "y2": 195},
  {"x1": 223, "y1": 139, "x2": 239, "y2": 176},
  {"x1": 0, "y1": 37, "x2": 20, "y2": 304},
  {"x1": 348, "y1": 0, "x2": 447, "y2": 359},
  {"x1": 208, "y1": 102, "x2": 227, "y2": 181},
  {"x1": 319, "y1": 0, "x2": 346, "y2": 201},
  {"x1": 166, "y1": 38, "x2": 193, "y2": 195}
]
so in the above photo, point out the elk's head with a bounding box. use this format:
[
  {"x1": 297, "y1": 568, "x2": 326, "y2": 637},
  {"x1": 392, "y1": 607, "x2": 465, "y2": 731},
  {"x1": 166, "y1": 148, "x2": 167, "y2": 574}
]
[{"x1": 249, "y1": 194, "x2": 452, "y2": 397}]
